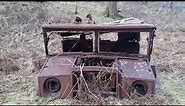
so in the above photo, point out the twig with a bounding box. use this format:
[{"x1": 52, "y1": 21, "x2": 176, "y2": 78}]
[
  {"x1": 100, "y1": 61, "x2": 110, "y2": 73},
  {"x1": 93, "y1": 70, "x2": 106, "y2": 86},
  {"x1": 118, "y1": 83, "x2": 132, "y2": 100},
  {"x1": 79, "y1": 63, "x2": 99, "y2": 100},
  {"x1": 64, "y1": 56, "x2": 76, "y2": 66},
  {"x1": 105, "y1": 65, "x2": 115, "y2": 88},
  {"x1": 65, "y1": 73, "x2": 79, "y2": 99},
  {"x1": 68, "y1": 36, "x2": 81, "y2": 52},
  {"x1": 60, "y1": 81, "x2": 70, "y2": 98}
]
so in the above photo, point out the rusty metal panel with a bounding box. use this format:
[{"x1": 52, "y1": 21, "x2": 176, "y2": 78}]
[
  {"x1": 40, "y1": 65, "x2": 72, "y2": 77},
  {"x1": 55, "y1": 52, "x2": 149, "y2": 59},
  {"x1": 38, "y1": 75, "x2": 72, "y2": 98},
  {"x1": 45, "y1": 56, "x2": 76, "y2": 66},
  {"x1": 37, "y1": 55, "x2": 156, "y2": 98},
  {"x1": 42, "y1": 23, "x2": 156, "y2": 32},
  {"x1": 38, "y1": 56, "x2": 76, "y2": 76},
  {"x1": 121, "y1": 77, "x2": 155, "y2": 98},
  {"x1": 118, "y1": 59, "x2": 155, "y2": 81},
  {"x1": 37, "y1": 56, "x2": 73, "y2": 98}
]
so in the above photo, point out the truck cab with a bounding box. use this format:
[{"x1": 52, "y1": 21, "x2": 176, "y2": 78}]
[{"x1": 37, "y1": 18, "x2": 157, "y2": 99}]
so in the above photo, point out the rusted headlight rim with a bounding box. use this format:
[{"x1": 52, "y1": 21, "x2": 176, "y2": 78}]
[
  {"x1": 131, "y1": 80, "x2": 148, "y2": 96},
  {"x1": 44, "y1": 77, "x2": 61, "y2": 93}
]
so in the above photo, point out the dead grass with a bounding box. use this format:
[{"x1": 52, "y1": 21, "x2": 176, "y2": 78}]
[{"x1": 0, "y1": 1, "x2": 185, "y2": 105}]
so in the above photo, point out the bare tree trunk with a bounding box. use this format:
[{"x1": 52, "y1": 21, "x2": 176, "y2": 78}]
[
  {"x1": 105, "y1": 2, "x2": 119, "y2": 18},
  {"x1": 75, "y1": 2, "x2": 78, "y2": 14},
  {"x1": 170, "y1": 2, "x2": 173, "y2": 10},
  {"x1": 142, "y1": 1, "x2": 148, "y2": 5}
]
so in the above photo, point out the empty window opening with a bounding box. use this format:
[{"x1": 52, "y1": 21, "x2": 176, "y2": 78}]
[
  {"x1": 61, "y1": 32, "x2": 93, "y2": 52},
  {"x1": 99, "y1": 32, "x2": 140, "y2": 54},
  {"x1": 139, "y1": 32, "x2": 149, "y2": 55}
]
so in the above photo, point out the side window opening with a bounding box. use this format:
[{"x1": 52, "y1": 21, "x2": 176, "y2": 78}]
[
  {"x1": 139, "y1": 32, "x2": 149, "y2": 55},
  {"x1": 61, "y1": 32, "x2": 93, "y2": 52},
  {"x1": 48, "y1": 32, "x2": 63, "y2": 54},
  {"x1": 113, "y1": 32, "x2": 140, "y2": 54},
  {"x1": 99, "y1": 32, "x2": 140, "y2": 54},
  {"x1": 99, "y1": 32, "x2": 118, "y2": 52}
]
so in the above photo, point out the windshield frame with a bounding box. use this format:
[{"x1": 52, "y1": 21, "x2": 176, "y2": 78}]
[{"x1": 42, "y1": 24, "x2": 156, "y2": 60}]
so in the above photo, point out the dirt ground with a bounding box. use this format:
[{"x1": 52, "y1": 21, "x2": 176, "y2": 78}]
[{"x1": 0, "y1": 2, "x2": 185, "y2": 105}]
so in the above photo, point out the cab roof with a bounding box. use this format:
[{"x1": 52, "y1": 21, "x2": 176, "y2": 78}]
[{"x1": 42, "y1": 17, "x2": 156, "y2": 32}]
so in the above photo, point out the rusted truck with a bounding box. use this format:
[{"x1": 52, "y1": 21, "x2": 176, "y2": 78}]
[{"x1": 36, "y1": 18, "x2": 157, "y2": 99}]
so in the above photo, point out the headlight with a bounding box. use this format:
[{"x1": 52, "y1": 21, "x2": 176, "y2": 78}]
[
  {"x1": 132, "y1": 80, "x2": 147, "y2": 96},
  {"x1": 44, "y1": 77, "x2": 61, "y2": 93}
]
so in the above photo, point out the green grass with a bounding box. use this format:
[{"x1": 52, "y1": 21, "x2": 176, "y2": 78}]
[
  {"x1": 159, "y1": 72, "x2": 185, "y2": 104},
  {"x1": 5, "y1": 93, "x2": 18, "y2": 104}
]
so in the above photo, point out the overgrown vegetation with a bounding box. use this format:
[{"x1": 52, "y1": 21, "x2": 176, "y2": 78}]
[{"x1": 0, "y1": 1, "x2": 185, "y2": 105}]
